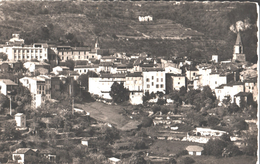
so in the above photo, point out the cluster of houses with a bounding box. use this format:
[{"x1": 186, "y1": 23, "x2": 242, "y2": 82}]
[
  {"x1": 0, "y1": 32, "x2": 257, "y2": 109},
  {"x1": 138, "y1": 15, "x2": 153, "y2": 22}
]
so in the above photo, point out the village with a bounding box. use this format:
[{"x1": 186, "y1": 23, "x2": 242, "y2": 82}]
[{"x1": 0, "y1": 21, "x2": 257, "y2": 164}]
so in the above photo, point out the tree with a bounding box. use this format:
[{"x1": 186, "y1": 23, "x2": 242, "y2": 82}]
[
  {"x1": 167, "y1": 158, "x2": 177, "y2": 164},
  {"x1": 207, "y1": 116, "x2": 220, "y2": 127},
  {"x1": 129, "y1": 154, "x2": 147, "y2": 164},
  {"x1": 243, "y1": 135, "x2": 257, "y2": 156},
  {"x1": 233, "y1": 120, "x2": 248, "y2": 131},
  {"x1": 1, "y1": 121, "x2": 21, "y2": 140},
  {"x1": 141, "y1": 117, "x2": 153, "y2": 127},
  {"x1": 109, "y1": 82, "x2": 129, "y2": 103},
  {"x1": 152, "y1": 105, "x2": 161, "y2": 114},
  {"x1": 204, "y1": 139, "x2": 227, "y2": 156},
  {"x1": 60, "y1": 60, "x2": 75, "y2": 70},
  {"x1": 220, "y1": 133, "x2": 231, "y2": 142},
  {"x1": 0, "y1": 94, "x2": 9, "y2": 113},
  {"x1": 180, "y1": 157, "x2": 195, "y2": 164},
  {"x1": 222, "y1": 95, "x2": 231, "y2": 106},
  {"x1": 228, "y1": 103, "x2": 240, "y2": 113}
]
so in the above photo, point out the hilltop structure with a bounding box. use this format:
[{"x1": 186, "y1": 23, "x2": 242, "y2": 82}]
[{"x1": 232, "y1": 32, "x2": 246, "y2": 62}]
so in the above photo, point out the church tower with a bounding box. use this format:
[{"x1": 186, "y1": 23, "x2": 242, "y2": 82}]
[
  {"x1": 95, "y1": 37, "x2": 100, "y2": 50},
  {"x1": 232, "y1": 32, "x2": 246, "y2": 62}
]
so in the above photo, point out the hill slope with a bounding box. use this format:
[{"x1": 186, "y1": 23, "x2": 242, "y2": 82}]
[{"x1": 0, "y1": 2, "x2": 257, "y2": 62}]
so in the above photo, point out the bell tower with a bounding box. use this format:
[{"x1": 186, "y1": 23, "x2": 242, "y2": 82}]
[{"x1": 232, "y1": 32, "x2": 246, "y2": 62}]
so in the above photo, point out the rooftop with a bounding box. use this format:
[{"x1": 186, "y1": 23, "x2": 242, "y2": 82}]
[
  {"x1": 126, "y1": 72, "x2": 142, "y2": 77},
  {"x1": 234, "y1": 92, "x2": 252, "y2": 97},
  {"x1": 100, "y1": 73, "x2": 126, "y2": 78},
  {"x1": 186, "y1": 145, "x2": 204, "y2": 152},
  {"x1": 0, "y1": 79, "x2": 18, "y2": 85},
  {"x1": 143, "y1": 68, "x2": 164, "y2": 72},
  {"x1": 13, "y1": 148, "x2": 31, "y2": 154}
]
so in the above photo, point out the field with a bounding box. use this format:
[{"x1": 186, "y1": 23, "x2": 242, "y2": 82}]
[
  {"x1": 75, "y1": 102, "x2": 141, "y2": 131},
  {"x1": 149, "y1": 140, "x2": 204, "y2": 156},
  {"x1": 183, "y1": 155, "x2": 257, "y2": 164}
]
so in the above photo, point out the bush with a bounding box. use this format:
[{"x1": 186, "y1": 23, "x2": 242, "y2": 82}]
[
  {"x1": 134, "y1": 140, "x2": 147, "y2": 150},
  {"x1": 152, "y1": 105, "x2": 161, "y2": 113},
  {"x1": 180, "y1": 157, "x2": 195, "y2": 164},
  {"x1": 203, "y1": 139, "x2": 227, "y2": 156},
  {"x1": 141, "y1": 117, "x2": 153, "y2": 127}
]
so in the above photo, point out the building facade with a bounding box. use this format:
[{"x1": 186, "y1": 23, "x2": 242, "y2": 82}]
[
  {"x1": 143, "y1": 68, "x2": 166, "y2": 94},
  {"x1": 125, "y1": 72, "x2": 143, "y2": 105}
]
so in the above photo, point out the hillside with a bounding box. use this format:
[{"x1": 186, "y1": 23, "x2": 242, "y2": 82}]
[{"x1": 0, "y1": 2, "x2": 257, "y2": 62}]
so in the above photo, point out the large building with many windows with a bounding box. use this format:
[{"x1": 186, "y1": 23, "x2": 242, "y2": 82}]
[
  {"x1": 19, "y1": 76, "x2": 51, "y2": 108},
  {"x1": 143, "y1": 68, "x2": 166, "y2": 94}
]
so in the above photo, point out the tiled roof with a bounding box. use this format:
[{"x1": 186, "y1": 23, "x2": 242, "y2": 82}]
[
  {"x1": 100, "y1": 73, "x2": 126, "y2": 78},
  {"x1": 13, "y1": 148, "x2": 31, "y2": 154},
  {"x1": 186, "y1": 145, "x2": 204, "y2": 152},
  {"x1": 143, "y1": 68, "x2": 164, "y2": 72},
  {"x1": 126, "y1": 72, "x2": 142, "y2": 77},
  {"x1": 0, "y1": 79, "x2": 18, "y2": 85},
  {"x1": 234, "y1": 92, "x2": 252, "y2": 97},
  {"x1": 99, "y1": 62, "x2": 114, "y2": 67},
  {"x1": 74, "y1": 65, "x2": 99, "y2": 68}
]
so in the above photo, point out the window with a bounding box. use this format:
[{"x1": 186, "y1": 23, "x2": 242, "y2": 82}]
[
  {"x1": 156, "y1": 84, "x2": 159, "y2": 88},
  {"x1": 152, "y1": 76, "x2": 154, "y2": 80},
  {"x1": 215, "y1": 81, "x2": 217, "y2": 84},
  {"x1": 178, "y1": 82, "x2": 180, "y2": 85},
  {"x1": 92, "y1": 56, "x2": 94, "y2": 58},
  {"x1": 193, "y1": 73, "x2": 196, "y2": 76},
  {"x1": 40, "y1": 56, "x2": 42, "y2": 59},
  {"x1": 146, "y1": 78, "x2": 149, "y2": 82},
  {"x1": 27, "y1": 50, "x2": 29, "y2": 53},
  {"x1": 179, "y1": 78, "x2": 181, "y2": 80},
  {"x1": 252, "y1": 87, "x2": 254, "y2": 89},
  {"x1": 78, "y1": 56, "x2": 80, "y2": 59},
  {"x1": 42, "y1": 86, "x2": 44, "y2": 91},
  {"x1": 84, "y1": 69, "x2": 86, "y2": 72},
  {"x1": 35, "y1": 50, "x2": 38, "y2": 53},
  {"x1": 152, "y1": 82, "x2": 154, "y2": 86},
  {"x1": 249, "y1": 86, "x2": 251, "y2": 89},
  {"x1": 147, "y1": 84, "x2": 150, "y2": 88},
  {"x1": 87, "y1": 56, "x2": 89, "y2": 59},
  {"x1": 160, "y1": 84, "x2": 164, "y2": 88},
  {"x1": 156, "y1": 78, "x2": 159, "y2": 82},
  {"x1": 40, "y1": 50, "x2": 42, "y2": 53},
  {"x1": 27, "y1": 56, "x2": 29, "y2": 58},
  {"x1": 161, "y1": 78, "x2": 163, "y2": 82}
]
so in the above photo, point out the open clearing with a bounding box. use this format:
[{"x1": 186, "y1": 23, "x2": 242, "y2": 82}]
[
  {"x1": 149, "y1": 140, "x2": 204, "y2": 156},
  {"x1": 76, "y1": 102, "x2": 141, "y2": 131},
  {"x1": 187, "y1": 155, "x2": 257, "y2": 164}
]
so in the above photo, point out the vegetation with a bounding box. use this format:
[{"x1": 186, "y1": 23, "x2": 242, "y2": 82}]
[{"x1": 109, "y1": 82, "x2": 129, "y2": 103}]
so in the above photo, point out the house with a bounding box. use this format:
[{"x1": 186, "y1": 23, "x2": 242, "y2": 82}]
[
  {"x1": 125, "y1": 72, "x2": 143, "y2": 105},
  {"x1": 186, "y1": 145, "x2": 204, "y2": 156},
  {"x1": 185, "y1": 67, "x2": 199, "y2": 81},
  {"x1": 244, "y1": 77, "x2": 258, "y2": 102},
  {"x1": 108, "y1": 157, "x2": 121, "y2": 164},
  {"x1": 143, "y1": 68, "x2": 166, "y2": 94},
  {"x1": 0, "y1": 79, "x2": 18, "y2": 96},
  {"x1": 88, "y1": 73, "x2": 126, "y2": 100},
  {"x1": 52, "y1": 66, "x2": 70, "y2": 75},
  {"x1": 74, "y1": 64, "x2": 100, "y2": 75},
  {"x1": 15, "y1": 113, "x2": 26, "y2": 128},
  {"x1": 166, "y1": 74, "x2": 186, "y2": 93},
  {"x1": 215, "y1": 82, "x2": 244, "y2": 104},
  {"x1": 23, "y1": 61, "x2": 50, "y2": 73},
  {"x1": 19, "y1": 76, "x2": 51, "y2": 108},
  {"x1": 40, "y1": 150, "x2": 56, "y2": 163},
  {"x1": 6, "y1": 40, "x2": 48, "y2": 62},
  {"x1": 12, "y1": 148, "x2": 39, "y2": 164},
  {"x1": 57, "y1": 46, "x2": 101, "y2": 62},
  {"x1": 234, "y1": 92, "x2": 253, "y2": 107}
]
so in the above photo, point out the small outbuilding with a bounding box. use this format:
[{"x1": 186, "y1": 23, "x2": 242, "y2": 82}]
[{"x1": 186, "y1": 145, "x2": 204, "y2": 156}]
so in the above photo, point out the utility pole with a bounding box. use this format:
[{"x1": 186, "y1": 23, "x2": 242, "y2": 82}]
[{"x1": 9, "y1": 96, "x2": 11, "y2": 116}]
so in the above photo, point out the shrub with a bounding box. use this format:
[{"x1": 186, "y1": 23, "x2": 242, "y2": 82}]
[
  {"x1": 141, "y1": 117, "x2": 153, "y2": 127},
  {"x1": 180, "y1": 157, "x2": 195, "y2": 164}
]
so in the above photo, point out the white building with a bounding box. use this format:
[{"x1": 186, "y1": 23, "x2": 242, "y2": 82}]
[
  {"x1": 215, "y1": 82, "x2": 244, "y2": 104},
  {"x1": 88, "y1": 73, "x2": 126, "y2": 100},
  {"x1": 0, "y1": 79, "x2": 18, "y2": 96},
  {"x1": 143, "y1": 68, "x2": 166, "y2": 94},
  {"x1": 52, "y1": 66, "x2": 70, "y2": 75},
  {"x1": 74, "y1": 65, "x2": 100, "y2": 75},
  {"x1": 15, "y1": 113, "x2": 26, "y2": 128},
  {"x1": 19, "y1": 76, "x2": 51, "y2": 108},
  {"x1": 5, "y1": 42, "x2": 48, "y2": 62},
  {"x1": 125, "y1": 72, "x2": 143, "y2": 105},
  {"x1": 23, "y1": 61, "x2": 50, "y2": 73},
  {"x1": 12, "y1": 148, "x2": 38, "y2": 164}
]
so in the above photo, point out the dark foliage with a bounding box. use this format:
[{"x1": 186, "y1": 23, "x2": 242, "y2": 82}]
[{"x1": 109, "y1": 82, "x2": 129, "y2": 103}]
